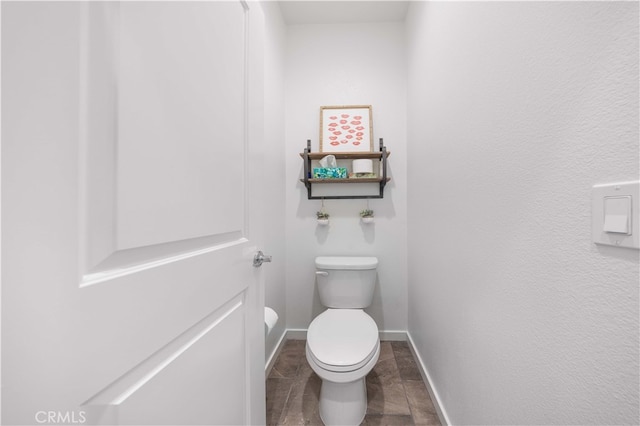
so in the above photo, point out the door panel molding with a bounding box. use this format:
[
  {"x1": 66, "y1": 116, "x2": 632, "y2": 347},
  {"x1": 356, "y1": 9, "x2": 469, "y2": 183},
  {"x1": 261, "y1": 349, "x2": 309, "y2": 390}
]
[
  {"x1": 82, "y1": 293, "x2": 248, "y2": 425},
  {"x1": 80, "y1": 232, "x2": 247, "y2": 287},
  {"x1": 114, "y1": 1, "x2": 247, "y2": 250},
  {"x1": 83, "y1": 294, "x2": 244, "y2": 407},
  {"x1": 78, "y1": 1, "x2": 250, "y2": 287}
]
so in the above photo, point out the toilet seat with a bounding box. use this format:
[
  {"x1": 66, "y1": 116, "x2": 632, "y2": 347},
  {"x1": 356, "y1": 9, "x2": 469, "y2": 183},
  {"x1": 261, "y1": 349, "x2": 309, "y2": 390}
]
[{"x1": 307, "y1": 309, "x2": 379, "y2": 373}]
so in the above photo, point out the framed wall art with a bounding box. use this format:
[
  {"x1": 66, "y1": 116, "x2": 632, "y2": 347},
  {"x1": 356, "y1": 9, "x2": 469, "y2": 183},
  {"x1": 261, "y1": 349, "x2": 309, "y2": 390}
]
[{"x1": 320, "y1": 105, "x2": 373, "y2": 153}]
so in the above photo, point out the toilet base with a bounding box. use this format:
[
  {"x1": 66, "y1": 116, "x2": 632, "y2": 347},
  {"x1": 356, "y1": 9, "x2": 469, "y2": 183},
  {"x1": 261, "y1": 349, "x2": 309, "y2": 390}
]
[{"x1": 318, "y1": 377, "x2": 367, "y2": 426}]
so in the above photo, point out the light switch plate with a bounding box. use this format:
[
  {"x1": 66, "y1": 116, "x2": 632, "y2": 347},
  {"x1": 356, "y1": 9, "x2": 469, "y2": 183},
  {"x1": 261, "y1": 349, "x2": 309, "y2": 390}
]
[{"x1": 592, "y1": 181, "x2": 639, "y2": 249}]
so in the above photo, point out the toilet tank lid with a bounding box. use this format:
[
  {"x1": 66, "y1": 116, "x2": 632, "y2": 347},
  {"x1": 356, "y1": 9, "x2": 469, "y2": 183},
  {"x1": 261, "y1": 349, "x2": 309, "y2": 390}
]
[{"x1": 315, "y1": 256, "x2": 378, "y2": 270}]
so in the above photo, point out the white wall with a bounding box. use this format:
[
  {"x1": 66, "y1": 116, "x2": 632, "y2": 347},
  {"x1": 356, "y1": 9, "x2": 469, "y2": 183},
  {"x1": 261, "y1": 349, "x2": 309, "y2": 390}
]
[
  {"x1": 261, "y1": 1, "x2": 288, "y2": 361},
  {"x1": 406, "y1": 2, "x2": 639, "y2": 425},
  {"x1": 284, "y1": 22, "x2": 408, "y2": 334}
]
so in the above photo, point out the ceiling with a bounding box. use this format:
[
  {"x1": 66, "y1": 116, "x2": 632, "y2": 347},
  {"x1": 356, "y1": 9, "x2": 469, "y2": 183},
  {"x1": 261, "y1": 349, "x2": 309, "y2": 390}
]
[{"x1": 277, "y1": 1, "x2": 409, "y2": 25}]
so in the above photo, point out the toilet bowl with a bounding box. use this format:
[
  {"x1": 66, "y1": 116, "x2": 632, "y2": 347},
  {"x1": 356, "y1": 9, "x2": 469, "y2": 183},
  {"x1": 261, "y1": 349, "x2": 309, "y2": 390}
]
[{"x1": 306, "y1": 308, "x2": 380, "y2": 425}]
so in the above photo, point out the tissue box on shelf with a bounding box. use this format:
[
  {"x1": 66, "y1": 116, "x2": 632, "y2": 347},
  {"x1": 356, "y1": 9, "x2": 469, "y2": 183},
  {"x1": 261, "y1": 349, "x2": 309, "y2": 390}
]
[{"x1": 313, "y1": 167, "x2": 347, "y2": 179}]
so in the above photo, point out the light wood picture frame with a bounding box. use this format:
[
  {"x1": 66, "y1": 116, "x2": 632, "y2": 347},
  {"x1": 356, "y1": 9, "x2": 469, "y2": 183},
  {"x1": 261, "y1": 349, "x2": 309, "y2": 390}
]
[{"x1": 319, "y1": 105, "x2": 373, "y2": 153}]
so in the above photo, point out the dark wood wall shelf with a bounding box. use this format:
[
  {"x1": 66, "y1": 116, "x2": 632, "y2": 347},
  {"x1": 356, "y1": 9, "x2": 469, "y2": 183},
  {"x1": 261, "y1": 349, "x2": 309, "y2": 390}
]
[{"x1": 300, "y1": 138, "x2": 390, "y2": 200}]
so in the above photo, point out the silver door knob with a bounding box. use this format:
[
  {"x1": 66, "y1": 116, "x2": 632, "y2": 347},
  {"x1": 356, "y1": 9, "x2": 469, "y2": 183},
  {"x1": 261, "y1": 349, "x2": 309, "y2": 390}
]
[{"x1": 253, "y1": 251, "x2": 272, "y2": 267}]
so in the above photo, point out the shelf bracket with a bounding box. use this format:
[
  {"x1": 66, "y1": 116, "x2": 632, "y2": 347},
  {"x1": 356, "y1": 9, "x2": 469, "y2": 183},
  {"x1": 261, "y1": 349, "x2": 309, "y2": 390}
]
[{"x1": 303, "y1": 139, "x2": 312, "y2": 199}]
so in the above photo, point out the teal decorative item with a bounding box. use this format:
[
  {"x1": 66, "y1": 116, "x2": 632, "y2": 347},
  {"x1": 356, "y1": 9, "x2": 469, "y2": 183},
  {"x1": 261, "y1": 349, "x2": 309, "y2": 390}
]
[{"x1": 313, "y1": 167, "x2": 347, "y2": 179}]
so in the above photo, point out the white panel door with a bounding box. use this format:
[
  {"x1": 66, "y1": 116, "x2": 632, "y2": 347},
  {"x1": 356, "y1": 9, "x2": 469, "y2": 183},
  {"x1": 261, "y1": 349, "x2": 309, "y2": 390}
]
[{"x1": 1, "y1": 1, "x2": 266, "y2": 425}]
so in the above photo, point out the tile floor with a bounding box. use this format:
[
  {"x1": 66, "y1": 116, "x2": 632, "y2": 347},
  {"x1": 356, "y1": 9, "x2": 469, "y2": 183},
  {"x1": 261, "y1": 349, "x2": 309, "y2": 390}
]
[{"x1": 266, "y1": 339, "x2": 441, "y2": 426}]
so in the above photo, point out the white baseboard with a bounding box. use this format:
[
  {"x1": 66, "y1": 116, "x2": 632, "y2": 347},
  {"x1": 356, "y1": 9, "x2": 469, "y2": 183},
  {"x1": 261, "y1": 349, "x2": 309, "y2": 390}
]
[
  {"x1": 284, "y1": 328, "x2": 308, "y2": 340},
  {"x1": 406, "y1": 332, "x2": 451, "y2": 426},
  {"x1": 379, "y1": 330, "x2": 407, "y2": 341},
  {"x1": 265, "y1": 329, "x2": 287, "y2": 376}
]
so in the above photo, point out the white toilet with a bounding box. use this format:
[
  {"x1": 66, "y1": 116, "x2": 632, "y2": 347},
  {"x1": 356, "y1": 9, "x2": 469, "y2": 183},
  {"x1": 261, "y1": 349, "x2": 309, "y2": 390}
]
[{"x1": 306, "y1": 256, "x2": 380, "y2": 426}]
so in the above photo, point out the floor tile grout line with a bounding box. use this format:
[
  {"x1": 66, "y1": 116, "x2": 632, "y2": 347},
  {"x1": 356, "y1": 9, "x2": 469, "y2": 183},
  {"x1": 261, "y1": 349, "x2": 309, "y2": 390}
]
[
  {"x1": 275, "y1": 378, "x2": 295, "y2": 425},
  {"x1": 276, "y1": 341, "x2": 313, "y2": 425},
  {"x1": 392, "y1": 343, "x2": 418, "y2": 426},
  {"x1": 401, "y1": 380, "x2": 418, "y2": 426}
]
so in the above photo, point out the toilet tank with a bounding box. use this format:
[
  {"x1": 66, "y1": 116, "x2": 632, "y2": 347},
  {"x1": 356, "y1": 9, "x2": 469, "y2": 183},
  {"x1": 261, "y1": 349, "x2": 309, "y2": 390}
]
[{"x1": 315, "y1": 256, "x2": 378, "y2": 308}]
